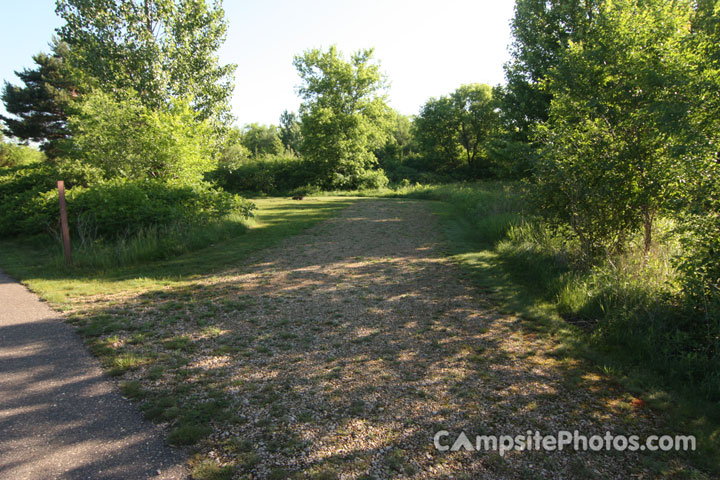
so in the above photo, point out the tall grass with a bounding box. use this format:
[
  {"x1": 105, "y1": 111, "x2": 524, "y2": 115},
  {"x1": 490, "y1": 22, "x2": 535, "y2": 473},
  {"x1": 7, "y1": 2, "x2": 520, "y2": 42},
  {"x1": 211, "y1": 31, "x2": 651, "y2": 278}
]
[
  {"x1": 392, "y1": 181, "x2": 719, "y2": 471},
  {"x1": 393, "y1": 182, "x2": 719, "y2": 401},
  {"x1": 52, "y1": 213, "x2": 250, "y2": 270}
]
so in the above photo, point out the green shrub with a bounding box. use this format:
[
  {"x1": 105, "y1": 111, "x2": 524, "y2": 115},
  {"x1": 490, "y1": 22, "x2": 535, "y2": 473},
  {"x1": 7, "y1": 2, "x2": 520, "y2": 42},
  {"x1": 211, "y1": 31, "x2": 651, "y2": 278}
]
[
  {"x1": 0, "y1": 175, "x2": 254, "y2": 239},
  {"x1": 66, "y1": 90, "x2": 216, "y2": 183},
  {"x1": 0, "y1": 138, "x2": 44, "y2": 167},
  {"x1": 329, "y1": 168, "x2": 389, "y2": 190},
  {"x1": 209, "y1": 154, "x2": 316, "y2": 195}
]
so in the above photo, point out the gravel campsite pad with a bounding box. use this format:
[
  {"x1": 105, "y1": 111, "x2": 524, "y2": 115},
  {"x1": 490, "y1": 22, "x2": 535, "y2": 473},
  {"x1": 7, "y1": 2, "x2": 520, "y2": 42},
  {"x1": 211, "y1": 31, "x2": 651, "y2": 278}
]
[{"x1": 65, "y1": 199, "x2": 701, "y2": 479}]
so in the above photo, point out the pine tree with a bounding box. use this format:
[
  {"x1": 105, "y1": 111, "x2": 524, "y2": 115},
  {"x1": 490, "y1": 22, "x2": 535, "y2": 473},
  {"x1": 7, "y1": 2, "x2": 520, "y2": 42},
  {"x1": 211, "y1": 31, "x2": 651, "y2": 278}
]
[{"x1": 1, "y1": 41, "x2": 78, "y2": 158}]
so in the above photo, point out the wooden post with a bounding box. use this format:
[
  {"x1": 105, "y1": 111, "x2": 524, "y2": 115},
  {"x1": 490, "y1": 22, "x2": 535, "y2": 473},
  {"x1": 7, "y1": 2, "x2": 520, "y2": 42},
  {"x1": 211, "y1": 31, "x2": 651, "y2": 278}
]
[{"x1": 57, "y1": 180, "x2": 72, "y2": 266}]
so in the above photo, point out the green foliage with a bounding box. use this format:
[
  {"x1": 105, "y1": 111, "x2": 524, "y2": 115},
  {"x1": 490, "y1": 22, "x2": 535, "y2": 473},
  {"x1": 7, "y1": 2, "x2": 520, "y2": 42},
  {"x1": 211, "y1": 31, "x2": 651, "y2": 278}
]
[
  {"x1": 533, "y1": 0, "x2": 694, "y2": 257},
  {"x1": 219, "y1": 143, "x2": 251, "y2": 167},
  {"x1": 66, "y1": 90, "x2": 216, "y2": 183},
  {"x1": 399, "y1": 182, "x2": 720, "y2": 403},
  {"x1": 1, "y1": 41, "x2": 79, "y2": 158},
  {"x1": 0, "y1": 134, "x2": 45, "y2": 167},
  {"x1": 210, "y1": 154, "x2": 315, "y2": 195},
  {"x1": 414, "y1": 84, "x2": 499, "y2": 175},
  {"x1": 674, "y1": 0, "x2": 720, "y2": 322},
  {"x1": 0, "y1": 161, "x2": 253, "y2": 240},
  {"x1": 676, "y1": 203, "x2": 720, "y2": 322},
  {"x1": 63, "y1": 213, "x2": 250, "y2": 269},
  {"x1": 238, "y1": 123, "x2": 284, "y2": 157},
  {"x1": 451, "y1": 84, "x2": 498, "y2": 170},
  {"x1": 414, "y1": 96, "x2": 461, "y2": 171},
  {"x1": 278, "y1": 110, "x2": 302, "y2": 154},
  {"x1": 501, "y1": 0, "x2": 599, "y2": 161},
  {"x1": 294, "y1": 46, "x2": 391, "y2": 189},
  {"x1": 55, "y1": 0, "x2": 236, "y2": 126}
]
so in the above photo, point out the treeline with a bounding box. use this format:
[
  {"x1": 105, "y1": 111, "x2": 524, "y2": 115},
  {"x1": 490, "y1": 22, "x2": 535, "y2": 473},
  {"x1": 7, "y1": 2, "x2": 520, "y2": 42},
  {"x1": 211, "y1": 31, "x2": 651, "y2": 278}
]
[{"x1": 210, "y1": 58, "x2": 509, "y2": 195}]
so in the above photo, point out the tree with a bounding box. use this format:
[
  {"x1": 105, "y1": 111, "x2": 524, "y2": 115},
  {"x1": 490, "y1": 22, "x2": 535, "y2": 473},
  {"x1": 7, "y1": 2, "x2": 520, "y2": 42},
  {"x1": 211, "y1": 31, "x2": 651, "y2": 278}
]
[
  {"x1": 293, "y1": 46, "x2": 391, "y2": 189},
  {"x1": 413, "y1": 96, "x2": 461, "y2": 171},
  {"x1": 674, "y1": 0, "x2": 720, "y2": 314},
  {"x1": 451, "y1": 84, "x2": 498, "y2": 170},
  {"x1": 55, "y1": 0, "x2": 236, "y2": 126},
  {"x1": 414, "y1": 84, "x2": 498, "y2": 173},
  {"x1": 66, "y1": 90, "x2": 214, "y2": 183},
  {"x1": 377, "y1": 110, "x2": 414, "y2": 163},
  {"x1": 240, "y1": 123, "x2": 283, "y2": 157},
  {"x1": 1, "y1": 41, "x2": 78, "y2": 158},
  {"x1": 500, "y1": 0, "x2": 599, "y2": 172},
  {"x1": 535, "y1": 0, "x2": 694, "y2": 256},
  {"x1": 278, "y1": 110, "x2": 302, "y2": 154}
]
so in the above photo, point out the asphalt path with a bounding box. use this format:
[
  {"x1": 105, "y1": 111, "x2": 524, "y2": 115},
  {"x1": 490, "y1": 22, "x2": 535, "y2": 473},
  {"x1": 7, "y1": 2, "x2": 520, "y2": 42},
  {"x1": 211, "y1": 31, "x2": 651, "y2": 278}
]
[{"x1": 0, "y1": 269, "x2": 188, "y2": 479}]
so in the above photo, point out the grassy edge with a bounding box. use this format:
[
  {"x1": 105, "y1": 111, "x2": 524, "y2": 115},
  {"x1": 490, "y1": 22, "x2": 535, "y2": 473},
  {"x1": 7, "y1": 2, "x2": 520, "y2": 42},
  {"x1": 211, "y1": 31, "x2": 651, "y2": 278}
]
[
  {"x1": 0, "y1": 196, "x2": 358, "y2": 304},
  {"x1": 418, "y1": 189, "x2": 720, "y2": 475},
  {"x1": 0, "y1": 196, "x2": 360, "y2": 479}
]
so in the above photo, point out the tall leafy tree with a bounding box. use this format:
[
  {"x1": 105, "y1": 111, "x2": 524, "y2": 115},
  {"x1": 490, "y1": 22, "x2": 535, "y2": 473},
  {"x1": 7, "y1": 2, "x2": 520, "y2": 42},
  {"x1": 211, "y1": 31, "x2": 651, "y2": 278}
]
[
  {"x1": 451, "y1": 84, "x2": 498, "y2": 170},
  {"x1": 674, "y1": 0, "x2": 720, "y2": 312},
  {"x1": 293, "y1": 46, "x2": 391, "y2": 188},
  {"x1": 501, "y1": 0, "x2": 599, "y2": 172},
  {"x1": 55, "y1": 0, "x2": 236, "y2": 126},
  {"x1": 535, "y1": 0, "x2": 694, "y2": 256},
  {"x1": 240, "y1": 123, "x2": 283, "y2": 157},
  {"x1": 414, "y1": 84, "x2": 498, "y2": 173},
  {"x1": 413, "y1": 96, "x2": 461, "y2": 171},
  {"x1": 278, "y1": 110, "x2": 302, "y2": 154},
  {"x1": 1, "y1": 41, "x2": 78, "y2": 158},
  {"x1": 379, "y1": 110, "x2": 414, "y2": 162}
]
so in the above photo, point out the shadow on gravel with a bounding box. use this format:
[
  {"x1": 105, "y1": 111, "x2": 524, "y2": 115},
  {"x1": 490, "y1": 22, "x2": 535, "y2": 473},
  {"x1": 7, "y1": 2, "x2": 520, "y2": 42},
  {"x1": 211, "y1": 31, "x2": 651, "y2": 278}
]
[{"x1": 63, "y1": 200, "x2": 676, "y2": 479}]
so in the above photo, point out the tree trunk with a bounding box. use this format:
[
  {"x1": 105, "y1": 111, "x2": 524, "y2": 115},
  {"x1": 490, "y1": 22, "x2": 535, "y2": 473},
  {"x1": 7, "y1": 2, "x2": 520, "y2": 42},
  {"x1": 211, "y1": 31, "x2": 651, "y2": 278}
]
[{"x1": 643, "y1": 207, "x2": 653, "y2": 254}]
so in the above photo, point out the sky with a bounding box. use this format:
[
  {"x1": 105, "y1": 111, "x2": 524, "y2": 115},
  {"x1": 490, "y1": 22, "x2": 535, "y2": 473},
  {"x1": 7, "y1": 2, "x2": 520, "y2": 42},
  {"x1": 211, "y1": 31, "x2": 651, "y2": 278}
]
[{"x1": 0, "y1": 0, "x2": 516, "y2": 127}]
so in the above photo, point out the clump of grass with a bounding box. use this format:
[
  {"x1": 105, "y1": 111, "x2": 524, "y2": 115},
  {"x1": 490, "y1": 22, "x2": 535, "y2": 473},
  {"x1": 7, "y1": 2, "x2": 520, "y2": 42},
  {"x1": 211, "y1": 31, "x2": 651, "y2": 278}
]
[
  {"x1": 119, "y1": 380, "x2": 146, "y2": 400},
  {"x1": 191, "y1": 460, "x2": 236, "y2": 480},
  {"x1": 53, "y1": 214, "x2": 250, "y2": 270},
  {"x1": 108, "y1": 352, "x2": 153, "y2": 376},
  {"x1": 167, "y1": 423, "x2": 212, "y2": 446}
]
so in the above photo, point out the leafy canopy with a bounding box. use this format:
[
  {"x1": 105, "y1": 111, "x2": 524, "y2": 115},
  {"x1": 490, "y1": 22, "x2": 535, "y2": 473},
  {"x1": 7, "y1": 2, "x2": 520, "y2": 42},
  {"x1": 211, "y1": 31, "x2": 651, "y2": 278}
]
[
  {"x1": 414, "y1": 84, "x2": 498, "y2": 172},
  {"x1": 293, "y1": 46, "x2": 391, "y2": 189},
  {"x1": 534, "y1": 0, "x2": 695, "y2": 256},
  {"x1": 66, "y1": 90, "x2": 215, "y2": 183},
  {"x1": 55, "y1": 0, "x2": 236, "y2": 126}
]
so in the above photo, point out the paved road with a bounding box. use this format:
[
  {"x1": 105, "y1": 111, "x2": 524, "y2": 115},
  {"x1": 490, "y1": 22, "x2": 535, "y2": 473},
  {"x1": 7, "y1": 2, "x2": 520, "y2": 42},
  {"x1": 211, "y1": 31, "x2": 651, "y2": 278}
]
[{"x1": 0, "y1": 269, "x2": 187, "y2": 479}]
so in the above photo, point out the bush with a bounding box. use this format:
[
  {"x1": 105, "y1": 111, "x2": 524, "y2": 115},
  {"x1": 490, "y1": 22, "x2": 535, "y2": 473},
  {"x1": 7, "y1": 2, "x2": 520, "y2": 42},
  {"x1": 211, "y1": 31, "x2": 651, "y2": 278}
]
[
  {"x1": 209, "y1": 154, "x2": 317, "y2": 195},
  {"x1": 0, "y1": 172, "x2": 254, "y2": 239},
  {"x1": 329, "y1": 168, "x2": 389, "y2": 190},
  {"x1": 0, "y1": 138, "x2": 44, "y2": 167},
  {"x1": 65, "y1": 90, "x2": 216, "y2": 183},
  {"x1": 676, "y1": 212, "x2": 720, "y2": 323}
]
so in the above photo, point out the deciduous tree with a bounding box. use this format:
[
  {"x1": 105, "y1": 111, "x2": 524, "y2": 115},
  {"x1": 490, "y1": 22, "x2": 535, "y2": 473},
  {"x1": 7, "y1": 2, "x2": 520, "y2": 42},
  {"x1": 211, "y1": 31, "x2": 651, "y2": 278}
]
[
  {"x1": 535, "y1": 0, "x2": 694, "y2": 256},
  {"x1": 293, "y1": 46, "x2": 391, "y2": 189},
  {"x1": 55, "y1": 0, "x2": 236, "y2": 126}
]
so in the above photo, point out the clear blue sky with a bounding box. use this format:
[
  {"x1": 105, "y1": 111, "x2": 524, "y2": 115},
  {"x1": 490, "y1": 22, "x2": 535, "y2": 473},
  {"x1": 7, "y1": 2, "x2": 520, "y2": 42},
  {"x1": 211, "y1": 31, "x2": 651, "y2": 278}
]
[{"x1": 0, "y1": 0, "x2": 515, "y2": 127}]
